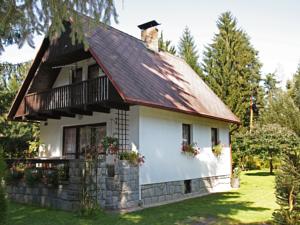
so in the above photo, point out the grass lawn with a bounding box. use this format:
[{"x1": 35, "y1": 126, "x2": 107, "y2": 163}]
[{"x1": 7, "y1": 170, "x2": 277, "y2": 225}]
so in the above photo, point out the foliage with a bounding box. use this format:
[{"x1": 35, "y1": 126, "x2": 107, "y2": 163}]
[
  {"x1": 0, "y1": 62, "x2": 39, "y2": 158},
  {"x1": 202, "y1": 12, "x2": 263, "y2": 127},
  {"x1": 0, "y1": 0, "x2": 118, "y2": 53},
  {"x1": 288, "y1": 64, "x2": 300, "y2": 109},
  {"x1": 273, "y1": 147, "x2": 300, "y2": 224},
  {"x1": 100, "y1": 136, "x2": 119, "y2": 154},
  {"x1": 261, "y1": 91, "x2": 300, "y2": 136},
  {"x1": 178, "y1": 26, "x2": 202, "y2": 75},
  {"x1": 24, "y1": 168, "x2": 42, "y2": 186},
  {"x1": 263, "y1": 72, "x2": 279, "y2": 99},
  {"x1": 0, "y1": 151, "x2": 7, "y2": 225},
  {"x1": 4, "y1": 164, "x2": 25, "y2": 184},
  {"x1": 212, "y1": 144, "x2": 222, "y2": 158},
  {"x1": 44, "y1": 169, "x2": 58, "y2": 187},
  {"x1": 119, "y1": 151, "x2": 145, "y2": 165},
  {"x1": 181, "y1": 143, "x2": 200, "y2": 157},
  {"x1": 158, "y1": 32, "x2": 176, "y2": 55},
  {"x1": 232, "y1": 124, "x2": 300, "y2": 174},
  {"x1": 232, "y1": 167, "x2": 241, "y2": 179},
  {"x1": 7, "y1": 170, "x2": 277, "y2": 225}
]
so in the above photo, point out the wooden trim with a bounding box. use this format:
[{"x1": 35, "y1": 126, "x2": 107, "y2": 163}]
[{"x1": 8, "y1": 38, "x2": 50, "y2": 120}]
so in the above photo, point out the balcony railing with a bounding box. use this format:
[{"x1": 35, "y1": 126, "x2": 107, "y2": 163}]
[{"x1": 24, "y1": 76, "x2": 109, "y2": 114}]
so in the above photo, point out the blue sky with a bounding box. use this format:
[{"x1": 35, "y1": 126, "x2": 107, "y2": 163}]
[{"x1": 1, "y1": 0, "x2": 300, "y2": 86}]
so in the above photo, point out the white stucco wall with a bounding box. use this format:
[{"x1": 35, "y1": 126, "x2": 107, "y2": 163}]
[
  {"x1": 138, "y1": 106, "x2": 231, "y2": 185},
  {"x1": 39, "y1": 106, "x2": 139, "y2": 157}
]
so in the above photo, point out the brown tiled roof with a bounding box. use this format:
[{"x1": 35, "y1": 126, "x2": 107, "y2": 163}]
[
  {"x1": 8, "y1": 19, "x2": 240, "y2": 124},
  {"x1": 88, "y1": 25, "x2": 240, "y2": 124}
]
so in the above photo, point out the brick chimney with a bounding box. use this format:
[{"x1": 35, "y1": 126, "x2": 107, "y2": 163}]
[{"x1": 138, "y1": 20, "x2": 160, "y2": 52}]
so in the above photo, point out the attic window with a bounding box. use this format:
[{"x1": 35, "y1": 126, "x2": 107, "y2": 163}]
[
  {"x1": 184, "y1": 180, "x2": 192, "y2": 194},
  {"x1": 88, "y1": 64, "x2": 105, "y2": 79},
  {"x1": 211, "y1": 128, "x2": 219, "y2": 147},
  {"x1": 182, "y1": 124, "x2": 191, "y2": 145},
  {"x1": 72, "y1": 68, "x2": 82, "y2": 83}
]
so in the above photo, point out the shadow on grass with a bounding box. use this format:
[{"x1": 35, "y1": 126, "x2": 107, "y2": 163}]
[
  {"x1": 8, "y1": 192, "x2": 270, "y2": 225},
  {"x1": 244, "y1": 171, "x2": 273, "y2": 177}
]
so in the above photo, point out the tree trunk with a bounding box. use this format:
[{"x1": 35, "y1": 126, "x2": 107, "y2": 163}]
[{"x1": 270, "y1": 158, "x2": 273, "y2": 174}]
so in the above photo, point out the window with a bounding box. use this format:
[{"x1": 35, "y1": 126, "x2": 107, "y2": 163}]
[
  {"x1": 211, "y1": 128, "x2": 219, "y2": 147},
  {"x1": 184, "y1": 180, "x2": 192, "y2": 194},
  {"x1": 63, "y1": 123, "x2": 106, "y2": 159},
  {"x1": 72, "y1": 68, "x2": 83, "y2": 83},
  {"x1": 88, "y1": 64, "x2": 105, "y2": 79},
  {"x1": 182, "y1": 124, "x2": 191, "y2": 145}
]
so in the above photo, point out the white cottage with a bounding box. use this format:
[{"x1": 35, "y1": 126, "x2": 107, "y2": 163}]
[{"x1": 8, "y1": 18, "x2": 240, "y2": 210}]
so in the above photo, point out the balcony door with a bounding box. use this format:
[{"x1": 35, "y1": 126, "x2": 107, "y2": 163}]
[{"x1": 63, "y1": 123, "x2": 106, "y2": 159}]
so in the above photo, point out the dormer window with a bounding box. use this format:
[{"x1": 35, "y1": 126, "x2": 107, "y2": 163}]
[
  {"x1": 88, "y1": 64, "x2": 105, "y2": 79},
  {"x1": 72, "y1": 68, "x2": 83, "y2": 83}
]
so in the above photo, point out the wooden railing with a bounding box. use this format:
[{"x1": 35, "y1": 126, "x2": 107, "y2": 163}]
[{"x1": 24, "y1": 76, "x2": 109, "y2": 114}]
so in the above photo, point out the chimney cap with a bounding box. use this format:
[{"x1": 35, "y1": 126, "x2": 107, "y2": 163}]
[{"x1": 138, "y1": 20, "x2": 160, "y2": 30}]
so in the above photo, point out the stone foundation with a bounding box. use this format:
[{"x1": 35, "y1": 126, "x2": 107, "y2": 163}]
[
  {"x1": 6, "y1": 157, "x2": 139, "y2": 211},
  {"x1": 141, "y1": 175, "x2": 231, "y2": 206}
]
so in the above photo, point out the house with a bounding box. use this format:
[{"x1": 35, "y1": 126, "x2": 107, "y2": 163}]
[{"x1": 7, "y1": 17, "x2": 240, "y2": 211}]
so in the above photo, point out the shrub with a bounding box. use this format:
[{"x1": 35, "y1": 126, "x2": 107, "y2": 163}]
[
  {"x1": 24, "y1": 168, "x2": 42, "y2": 186},
  {"x1": 4, "y1": 164, "x2": 25, "y2": 184},
  {"x1": 44, "y1": 169, "x2": 58, "y2": 186}
]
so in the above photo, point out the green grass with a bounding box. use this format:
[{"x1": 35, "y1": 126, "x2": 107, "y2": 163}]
[{"x1": 7, "y1": 170, "x2": 277, "y2": 225}]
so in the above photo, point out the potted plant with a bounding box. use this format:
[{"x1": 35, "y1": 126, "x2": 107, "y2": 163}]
[
  {"x1": 181, "y1": 142, "x2": 200, "y2": 157},
  {"x1": 24, "y1": 167, "x2": 42, "y2": 186},
  {"x1": 231, "y1": 167, "x2": 241, "y2": 188},
  {"x1": 212, "y1": 142, "x2": 223, "y2": 158},
  {"x1": 119, "y1": 151, "x2": 145, "y2": 166}
]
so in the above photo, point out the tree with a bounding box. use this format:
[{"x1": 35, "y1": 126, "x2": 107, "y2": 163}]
[
  {"x1": 262, "y1": 91, "x2": 300, "y2": 136},
  {"x1": 263, "y1": 72, "x2": 279, "y2": 98},
  {"x1": 0, "y1": 0, "x2": 118, "y2": 53},
  {"x1": 178, "y1": 26, "x2": 202, "y2": 75},
  {"x1": 0, "y1": 62, "x2": 39, "y2": 158},
  {"x1": 233, "y1": 124, "x2": 299, "y2": 174},
  {"x1": 202, "y1": 12, "x2": 263, "y2": 127},
  {"x1": 158, "y1": 32, "x2": 176, "y2": 55},
  {"x1": 273, "y1": 146, "x2": 300, "y2": 224},
  {"x1": 288, "y1": 65, "x2": 300, "y2": 109}
]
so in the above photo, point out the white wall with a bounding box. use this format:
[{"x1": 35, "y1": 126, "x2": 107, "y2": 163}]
[
  {"x1": 138, "y1": 106, "x2": 231, "y2": 185},
  {"x1": 52, "y1": 58, "x2": 96, "y2": 88},
  {"x1": 39, "y1": 106, "x2": 139, "y2": 157}
]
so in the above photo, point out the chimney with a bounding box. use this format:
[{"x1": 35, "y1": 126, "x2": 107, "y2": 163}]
[{"x1": 138, "y1": 20, "x2": 160, "y2": 52}]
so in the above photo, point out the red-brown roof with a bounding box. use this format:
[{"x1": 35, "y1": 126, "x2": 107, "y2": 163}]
[
  {"x1": 8, "y1": 20, "x2": 240, "y2": 124},
  {"x1": 88, "y1": 25, "x2": 240, "y2": 124}
]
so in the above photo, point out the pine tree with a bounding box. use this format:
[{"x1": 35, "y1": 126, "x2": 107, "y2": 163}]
[
  {"x1": 158, "y1": 32, "x2": 176, "y2": 55},
  {"x1": 0, "y1": 0, "x2": 118, "y2": 53},
  {"x1": 178, "y1": 27, "x2": 202, "y2": 75},
  {"x1": 202, "y1": 12, "x2": 262, "y2": 127}
]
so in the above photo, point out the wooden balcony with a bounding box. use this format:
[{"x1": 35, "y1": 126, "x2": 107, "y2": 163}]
[{"x1": 17, "y1": 76, "x2": 128, "y2": 120}]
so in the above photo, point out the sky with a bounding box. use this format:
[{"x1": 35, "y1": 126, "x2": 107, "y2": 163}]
[{"x1": 1, "y1": 0, "x2": 300, "y2": 86}]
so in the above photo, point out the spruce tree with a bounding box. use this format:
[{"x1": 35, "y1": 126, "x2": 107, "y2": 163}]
[
  {"x1": 202, "y1": 12, "x2": 262, "y2": 127},
  {"x1": 178, "y1": 27, "x2": 202, "y2": 75},
  {"x1": 0, "y1": 0, "x2": 118, "y2": 53},
  {"x1": 158, "y1": 32, "x2": 176, "y2": 55}
]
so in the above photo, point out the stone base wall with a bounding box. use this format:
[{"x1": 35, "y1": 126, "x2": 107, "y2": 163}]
[
  {"x1": 141, "y1": 175, "x2": 231, "y2": 206},
  {"x1": 6, "y1": 157, "x2": 139, "y2": 211},
  {"x1": 6, "y1": 160, "x2": 83, "y2": 211}
]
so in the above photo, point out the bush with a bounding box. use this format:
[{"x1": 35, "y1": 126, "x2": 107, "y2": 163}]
[
  {"x1": 44, "y1": 169, "x2": 58, "y2": 187},
  {"x1": 0, "y1": 151, "x2": 7, "y2": 224},
  {"x1": 24, "y1": 168, "x2": 42, "y2": 186},
  {"x1": 273, "y1": 147, "x2": 300, "y2": 224}
]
